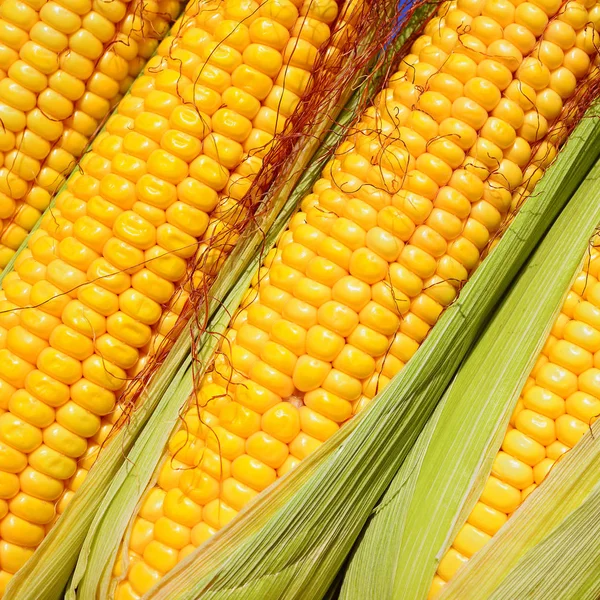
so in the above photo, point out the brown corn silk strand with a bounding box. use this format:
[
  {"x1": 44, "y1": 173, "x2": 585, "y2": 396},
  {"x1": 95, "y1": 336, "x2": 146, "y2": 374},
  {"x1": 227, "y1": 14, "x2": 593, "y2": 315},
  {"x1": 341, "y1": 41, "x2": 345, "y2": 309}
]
[
  {"x1": 187, "y1": 0, "x2": 442, "y2": 398},
  {"x1": 183, "y1": 0, "x2": 434, "y2": 386},
  {"x1": 172, "y1": 0, "x2": 441, "y2": 470},
  {"x1": 0, "y1": 0, "x2": 187, "y2": 270}
]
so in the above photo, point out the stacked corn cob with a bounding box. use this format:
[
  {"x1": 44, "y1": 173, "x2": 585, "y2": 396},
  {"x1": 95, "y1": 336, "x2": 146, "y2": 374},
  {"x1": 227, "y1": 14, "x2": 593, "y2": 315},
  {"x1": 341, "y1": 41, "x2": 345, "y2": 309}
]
[
  {"x1": 0, "y1": 0, "x2": 346, "y2": 591},
  {"x1": 0, "y1": 0, "x2": 185, "y2": 272},
  {"x1": 430, "y1": 247, "x2": 600, "y2": 595},
  {"x1": 107, "y1": 0, "x2": 600, "y2": 596}
]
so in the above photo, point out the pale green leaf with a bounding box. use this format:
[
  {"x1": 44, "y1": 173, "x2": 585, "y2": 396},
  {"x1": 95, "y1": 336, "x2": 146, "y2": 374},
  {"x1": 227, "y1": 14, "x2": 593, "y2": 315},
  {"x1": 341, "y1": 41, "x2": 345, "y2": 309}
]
[
  {"x1": 487, "y1": 483, "x2": 600, "y2": 600},
  {"x1": 440, "y1": 417, "x2": 600, "y2": 600},
  {"x1": 340, "y1": 123, "x2": 600, "y2": 600},
  {"x1": 487, "y1": 477, "x2": 600, "y2": 600}
]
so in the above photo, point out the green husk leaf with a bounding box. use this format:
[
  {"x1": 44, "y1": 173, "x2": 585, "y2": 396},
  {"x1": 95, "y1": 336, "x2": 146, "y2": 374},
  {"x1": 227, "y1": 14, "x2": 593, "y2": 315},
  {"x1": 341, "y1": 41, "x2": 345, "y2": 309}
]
[
  {"x1": 492, "y1": 489, "x2": 600, "y2": 600},
  {"x1": 487, "y1": 460, "x2": 600, "y2": 600},
  {"x1": 142, "y1": 98, "x2": 600, "y2": 600},
  {"x1": 441, "y1": 417, "x2": 600, "y2": 600},
  {"x1": 340, "y1": 145, "x2": 600, "y2": 600},
  {"x1": 323, "y1": 571, "x2": 345, "y2": 600}
]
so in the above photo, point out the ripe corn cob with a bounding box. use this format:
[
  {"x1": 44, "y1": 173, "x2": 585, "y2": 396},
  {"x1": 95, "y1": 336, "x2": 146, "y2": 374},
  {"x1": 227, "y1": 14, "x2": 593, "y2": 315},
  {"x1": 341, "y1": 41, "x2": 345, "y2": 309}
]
[
  {"x1": 0, "y1": 0, "x2": 184, "y2": 271},
  {"x1": 430, "y1": 240, "x2": 600, "y2": 598},
  {"x1": 109, "y1": 0, "x2": 600, "y2": 596},
  {"x1": 0, "y1": 0, "x2": 343, "y2": 591},
  {"x1": 56, "y1": 0, "x2": 345, "y2": 493}
]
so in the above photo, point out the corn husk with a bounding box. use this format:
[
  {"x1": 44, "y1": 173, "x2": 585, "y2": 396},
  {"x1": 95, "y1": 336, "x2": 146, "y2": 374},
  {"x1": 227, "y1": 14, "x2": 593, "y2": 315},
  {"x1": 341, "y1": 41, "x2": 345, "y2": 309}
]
[
  {"x1": 139, "y1": 106, "x2": 600, "y2": 600},
  {"x1": 41, "y1": 5, "x2": 431, "y2": 597},
  {"x1": 340, "y1": 148, "x2": 600, "y2": 600},
  {"x1": 440, "y1": 417, "x2": 600, "y2": 600}
]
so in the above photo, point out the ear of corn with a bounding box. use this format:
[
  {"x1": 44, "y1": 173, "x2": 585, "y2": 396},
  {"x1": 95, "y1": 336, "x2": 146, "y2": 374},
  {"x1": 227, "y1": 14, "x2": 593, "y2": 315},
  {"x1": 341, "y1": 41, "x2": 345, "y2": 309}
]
[
  {"x1": 80, "y1": 0, "x2": 600, "y2": 593},
  {"x1": 431, "y1": 179, "x2": 600, "y2": 598},
  {"x1": 434, "y1": 382, "x2": 600, "y2": 599},
  {"x1": 84, "y1": 81, "x2": 600, "y2": 600},
  {"x1": 62, "y1": 5, "x2": 435, "y2": 597},
  {"x1": 339, "y1": 150, "x2": 600, "y2": 600},
  {"x1": 4, "y1": 1, "x2": 400, "y2": 593},
  {"x1": 433, "y1": 250, "x2": 600, "y2": 597},
  {"x1": 0, "y1": 0, "x2": 356, "y2": 593},
  {"x1": 0, "y1": 0, "x2": 184, "y2": 272}
]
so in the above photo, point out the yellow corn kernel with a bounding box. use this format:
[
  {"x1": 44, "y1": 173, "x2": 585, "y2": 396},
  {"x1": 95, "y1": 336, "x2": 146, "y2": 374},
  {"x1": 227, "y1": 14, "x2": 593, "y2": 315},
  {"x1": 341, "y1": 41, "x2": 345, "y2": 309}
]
[{"x1": 245, "y1": 430, "x2": 288, "y2": 470}]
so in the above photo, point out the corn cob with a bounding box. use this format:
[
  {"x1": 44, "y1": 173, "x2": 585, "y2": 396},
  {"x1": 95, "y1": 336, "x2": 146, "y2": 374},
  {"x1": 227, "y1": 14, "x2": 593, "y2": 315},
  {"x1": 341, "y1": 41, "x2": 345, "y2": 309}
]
[
  {"x1": 429, "y1": 251, "x2": 600, "y2": 596},
  {"x1": 0, "y1": 0, "x2": 185, "y2": 272},
  {"x1": 56, "y1": 0, "x2": 347, "y2": 496},
  {"x1": 0, "y1": 0, "x2": 343, "y2": 591},
  {"x1": 108, "y1": 0, "x2": 600, "y2": 596}
]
